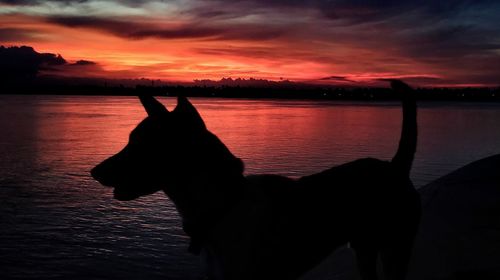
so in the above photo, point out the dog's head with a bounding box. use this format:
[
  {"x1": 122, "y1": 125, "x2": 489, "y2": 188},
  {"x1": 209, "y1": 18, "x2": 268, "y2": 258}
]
[{"x1": 91, "y1": 95, "x2": 243, "y2": 201}]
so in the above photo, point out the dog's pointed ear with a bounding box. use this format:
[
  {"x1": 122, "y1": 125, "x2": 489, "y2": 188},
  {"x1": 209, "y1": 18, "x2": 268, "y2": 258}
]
[
  {"x1": 139, "y1": 95, "x2": 169, "y2": 116},
  {"x1": 174, "y1": 96, "x2": 206, "y2": 129}
]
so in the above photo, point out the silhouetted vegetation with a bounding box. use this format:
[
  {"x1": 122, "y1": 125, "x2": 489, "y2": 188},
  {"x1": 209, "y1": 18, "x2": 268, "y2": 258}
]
[{"x1": 2, "y1": 81, "x2": 500, "y2": 102}]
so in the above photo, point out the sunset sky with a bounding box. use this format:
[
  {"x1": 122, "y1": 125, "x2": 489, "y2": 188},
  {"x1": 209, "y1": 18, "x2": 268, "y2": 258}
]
[{"x1": 1, "y1": 0, "x2": 499, "y2": 87}]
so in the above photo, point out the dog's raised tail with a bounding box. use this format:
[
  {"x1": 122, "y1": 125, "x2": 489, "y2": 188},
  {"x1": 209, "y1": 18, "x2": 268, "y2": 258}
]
[{"x1": 391, "y1": 80, "x2": 417, "y2": 176}]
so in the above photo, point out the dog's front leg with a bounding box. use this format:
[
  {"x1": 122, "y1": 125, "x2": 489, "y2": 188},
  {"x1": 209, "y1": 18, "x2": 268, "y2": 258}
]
[
  {"x1": 352, "y1": 242, "x2": 379, "y2": 280},
  {"x1": 201, "y1": 247, "x2": 225, "y2": 280}
]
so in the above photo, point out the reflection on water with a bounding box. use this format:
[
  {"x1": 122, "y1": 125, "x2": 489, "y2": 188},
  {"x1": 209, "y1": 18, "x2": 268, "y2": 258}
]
[{"x1": 1, "y1": 95, "x2": 500, "y2": 279}]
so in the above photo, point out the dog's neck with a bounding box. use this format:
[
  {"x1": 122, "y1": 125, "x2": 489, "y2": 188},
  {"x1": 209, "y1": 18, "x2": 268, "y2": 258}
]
[
  {"x1": 164, "y1": 169, "x2": 246, "y2": 254},
  {"x1": 161, "y1": 132, "x2": 246, "y2": 254},
  {"x1": 164, "y1": 169, "x2": 245, "y2": 217}
]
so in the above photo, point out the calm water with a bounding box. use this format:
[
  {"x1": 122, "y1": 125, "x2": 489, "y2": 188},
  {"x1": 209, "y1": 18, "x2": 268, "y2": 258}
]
[{"x1": 1, "y1": 95, "x2": 500, "y2": 279}]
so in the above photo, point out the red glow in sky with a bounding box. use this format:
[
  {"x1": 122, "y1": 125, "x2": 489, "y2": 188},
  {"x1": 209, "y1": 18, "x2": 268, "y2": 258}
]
[{"x1": 1, "y1": 1, "x2": 499, "y2": 87}]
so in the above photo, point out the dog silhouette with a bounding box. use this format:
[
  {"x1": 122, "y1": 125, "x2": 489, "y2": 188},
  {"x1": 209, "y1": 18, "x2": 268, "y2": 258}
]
[{"x1": 91, "y1": 80, "x2": 420, "y2": 280}]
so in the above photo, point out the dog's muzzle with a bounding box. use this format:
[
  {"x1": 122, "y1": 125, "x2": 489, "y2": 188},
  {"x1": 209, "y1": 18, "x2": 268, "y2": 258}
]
[{"x1": 91, "y1": 163, "x2": 115, "y2": 187}]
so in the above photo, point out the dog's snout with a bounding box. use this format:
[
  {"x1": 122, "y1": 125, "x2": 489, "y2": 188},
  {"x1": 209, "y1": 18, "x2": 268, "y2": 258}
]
[
  {"x1": 91, "y1": 163, "x2": 115, "y2": 187},
  {"x1": 90, "y1": 165, "x2": 101, "y2": 180}
]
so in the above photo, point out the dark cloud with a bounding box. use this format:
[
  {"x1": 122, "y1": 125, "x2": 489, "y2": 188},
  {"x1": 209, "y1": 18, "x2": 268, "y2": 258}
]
[
  {"x1": 46, "y1": 16, "x2": 222, "y2": 39},
  {"x1": 0, "y1": 0, "x2": 83, "y2": 5},
  {"x1": 215, "y1": 0, "x2": 495, "y2": 22},
  {"x1": 400, "y1": 27, "x2": 500, "y2": 64},
  {"x1": 190, "y1": 1, "x2": 500, "y2": 62},
  {"x1": 375, "y1": 76, "x2": 442, "y2": 83},
  {"x1": 0, "y1": 0, "x2": 154, "y2": 6},
  {"x1": 0, "y1": 45, "x2": 100, "y2": 83},
  {"x1": 319, "y1": 75, "x2": 355, "y2": 83},
  {"x1": 71, "y1": 60, "x2": 96, "y2": 66},
  {"x1": 45, "y1": 15, "x2": 285, "y2": 41},
  {"x1": 0, "y1": 0, "x2": 33, "y2": 4},
  {"x1": 0, "y1": 28, "x2": 35, "y2": 41},
  {"x1": 317, "y1": 75, "x2": 443, "y2": 86},
  {"x1": 0, "y1": 45, "x2": 66, "y2": 82}
]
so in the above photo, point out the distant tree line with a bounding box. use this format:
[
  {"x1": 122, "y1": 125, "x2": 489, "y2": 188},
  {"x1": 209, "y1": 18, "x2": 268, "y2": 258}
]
[{"x1": 2, "y1": 82, "x2": 500, "y2": 101}]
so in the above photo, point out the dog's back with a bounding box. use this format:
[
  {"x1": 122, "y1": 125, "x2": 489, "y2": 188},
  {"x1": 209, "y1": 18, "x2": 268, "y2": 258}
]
[{"x1": 204, "y1": 81, "x2": 420, "y2": 280}]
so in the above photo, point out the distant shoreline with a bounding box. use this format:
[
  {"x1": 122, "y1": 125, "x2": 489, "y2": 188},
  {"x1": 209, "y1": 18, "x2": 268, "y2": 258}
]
[{"x1": 2, "y1": 84, "x2": 500, "y2": 102}]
